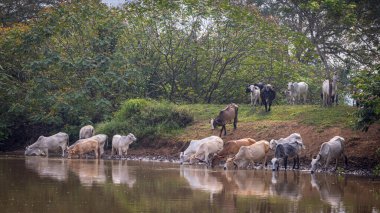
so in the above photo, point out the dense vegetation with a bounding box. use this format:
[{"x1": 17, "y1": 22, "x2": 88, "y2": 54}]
[
  {"x1": 0, "y1": 0, "x2": 378, "y2": 150},
  {"x1": 96, "y1": 99, "x2": 193, "y2": 143}
]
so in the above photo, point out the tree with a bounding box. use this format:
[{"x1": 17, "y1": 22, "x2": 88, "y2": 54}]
[{"x1": 0, "y1": 0, "x2": 60, "y2": 27}]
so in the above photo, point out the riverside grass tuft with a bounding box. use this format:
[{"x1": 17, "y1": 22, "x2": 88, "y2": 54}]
[{"x1": 96, "y1": 99, "x2": 193, "y2": 142}]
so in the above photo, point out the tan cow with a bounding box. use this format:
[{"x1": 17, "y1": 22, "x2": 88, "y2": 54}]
[
  {"x1": 67, "y1": 139, "x2": 100, "y2": 159},
  {"x1": 210, "y1": 138, "x2": 256, "y2": 168},
  {"x1": 224, "y1": 140, "x2": 270, "y2": 170}
]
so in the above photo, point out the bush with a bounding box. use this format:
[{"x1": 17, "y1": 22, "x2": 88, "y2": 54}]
[{"x1": 96, "y1": 99, "x2": 193, "y2": 143}]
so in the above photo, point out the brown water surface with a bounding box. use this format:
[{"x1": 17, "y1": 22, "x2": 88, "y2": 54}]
[{"x1": 0, "y1": 157, "x2": 379, "y2": 212}]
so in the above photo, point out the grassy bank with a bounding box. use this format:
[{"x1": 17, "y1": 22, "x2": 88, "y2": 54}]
[{"x1": 179, "y1": 104, "x2": 357, "y2": 129}]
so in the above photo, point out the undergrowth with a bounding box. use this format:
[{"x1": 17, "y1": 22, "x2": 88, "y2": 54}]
[{"x1": 96, "y1": 99, "x2": 193, "y2": 142}]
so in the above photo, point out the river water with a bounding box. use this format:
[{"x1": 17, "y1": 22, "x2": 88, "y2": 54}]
[{"x1": 0, "y1": 157, "x2": 379, "y2": 213}]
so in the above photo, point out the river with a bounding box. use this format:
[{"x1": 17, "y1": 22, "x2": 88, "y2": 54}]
[{"x1": 0, "y1": 157, "x2": 379, "y2": 212}]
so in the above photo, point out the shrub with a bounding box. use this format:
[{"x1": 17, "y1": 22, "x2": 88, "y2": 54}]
[{"x1": 97, "y1": 99, "x2": 193, "y2": 143}]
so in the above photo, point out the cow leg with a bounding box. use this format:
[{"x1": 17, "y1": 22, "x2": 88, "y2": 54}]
[
  {"x1": 61, "y1": 146, "x2": 65, "y2": 157},
  {"x1": 284, "y1": 156, "x2": 288, "y2": 170},
  {"x1": 223, "y1": 125, "x2": 227, "y2": 136},
  {"x1": 292, "y1": 157, "x2": 296, "y2": 169},
  {"x1": 343, "y1": 154, "x2": 348, "y2": 169},
  {"x1": 297, "y1": 155, "x2": 300, "y2": 169},
  {"x1": 324, "y1": 156, "x2": 331, "y2": 171},
  {"x1": 334, "y1": 158, "x2": 339, "y2": 171},
  {"x1": 262, "y1": 156, "x2": 267, "y2": 169},
  {"x1": 268, "y1": 100, "x2": 272, "y2": 112},
  {"x1": 119, "y1": 148, "x2": 122, "y2": 158}
]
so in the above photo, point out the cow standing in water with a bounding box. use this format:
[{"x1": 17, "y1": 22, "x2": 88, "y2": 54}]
[{"x1": 25, "y1": 132, "x2": 69, "y2": 157}]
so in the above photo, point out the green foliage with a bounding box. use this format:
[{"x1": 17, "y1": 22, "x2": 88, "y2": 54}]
[
  {"x1": 97, "y1": 99, "x2": 193, "y2": 141},
  {"x1": 352, "y1": 68, "x2": 380, "y2": 131}
]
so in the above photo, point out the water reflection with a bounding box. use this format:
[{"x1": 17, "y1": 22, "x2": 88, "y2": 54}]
[
  {"x1": 222, "y1": 170, "x2": 271, "y2": 197},
  {"x1": 12, "y1": 158, "x2": 380, "y2": 213},
  {"x1": 25, "y1": 156, "x2": 68, "y2": 181},
  {"x1": 68, "y1": 159, "x2": 106, "y2": 186},
  {"x1": 111, "y1": 160, "x2": 136, "y2": 187},
  {"x1": 180, "y1": 166, "x2": 223, "y2": 194},
  {"x1": 311, "y1": 173, "x2": 345, "y2": 212},
  {"x1": 270, "y1": 171, "x2": 302, "y2": 200}
]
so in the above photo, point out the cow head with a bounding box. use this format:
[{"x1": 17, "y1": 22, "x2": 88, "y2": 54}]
[
  {"x1": 223, "y1": 157, "x2": 237, "y2": 170},
  {"x1": 271, "y1": 158, "x2": 280, "y2": 171},
  {"x1": 25, "y1": 147, "x2": 45, "y2": 156},
  {"x1": 269, "y1": 139, "x2": 278, "y2": 150},
  {"x1": 67, "y1": 146, "x2": 78, "y2": 159},
  {"x1": 310, "y1": 154, "x2": 322, "y2": 174},
  {"x1": 245, "y1": 85, "x2": 252, "y2": 93}
]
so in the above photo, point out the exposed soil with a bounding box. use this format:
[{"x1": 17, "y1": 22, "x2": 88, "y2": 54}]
[
  {"x1": 127, "y1": 121, "x2": 380, "y2": 174},
  {"x1": 3, "y1": 121, "x2": 379, "y2": 175}
]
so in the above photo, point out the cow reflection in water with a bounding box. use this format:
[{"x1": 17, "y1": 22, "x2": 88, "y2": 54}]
[
  {"x1": 223, "y1": 171, "x2": 271, "y2": 197},
  {"x1": 25, "y1": 157, "x2": 68, "y2": 181},
  {"x1": 112, "y1": 160, "x2": 136, "y2": 188},
  {"x1": 180, "y1": 166, "x2": 223, "y2": 194},
  {"x1": 310, "y1": 173, "x2": 345, "y2": 212},
  {"x1": 68, "y1": 159, "x2": 106, "y2": 186},
  {"x1": 270, "y1": 171, "x2": 303, "y2": 200}
]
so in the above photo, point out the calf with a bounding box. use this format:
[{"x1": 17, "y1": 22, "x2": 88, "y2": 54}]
[
  {"x1": 180, "y1": 136, "x2": 222, "y2": 164},
  {"x1": 310, "y1": 136, "x2": 347, "y2": 173},
  {"x1": 67, "y1": 139, "x2": 100, "y2": 159},
  {"x1": 224, "y1": 140, "x2": 270, "y2": 170},
  {"x1": 25, "y1": 132, "x2": 69, "y2": 157},
  {"x1": 111, "y1": 133, "x2": 137, "y2": 158},
  {"x1": 210, "y1": 138, "x2": 256, "y2": 168}
]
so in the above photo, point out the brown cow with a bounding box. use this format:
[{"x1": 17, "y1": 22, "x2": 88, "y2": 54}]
[
  {"x1": 67, "y1": 139, "x2": 100, "y2": 159},
  {"x1": 210, "y1": 138, "x2": 256, "y2": 168}
]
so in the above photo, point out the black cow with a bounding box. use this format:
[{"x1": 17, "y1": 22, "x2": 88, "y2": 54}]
[{"x1": 261, "y1": 84, "x2": 276, "y2": 112}]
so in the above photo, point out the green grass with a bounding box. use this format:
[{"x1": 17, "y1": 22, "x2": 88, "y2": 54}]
[{"x1": 180, "y1": 104, "x2": 356, "y2": 129}]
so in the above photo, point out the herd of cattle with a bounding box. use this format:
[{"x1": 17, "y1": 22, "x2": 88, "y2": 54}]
[
  {"x1": 180, "y1": 133, "x2": 348, "y2": 174},
  {"x1": 24, "y1": 74, "x2": 346, "y2": 173},
  {"x1": 25, "y1": 125, "x2": 137, "y2": 159}
]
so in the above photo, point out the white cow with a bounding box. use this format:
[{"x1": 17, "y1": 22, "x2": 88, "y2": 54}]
[
  {"x1": 310, "y1": 136, "x2": 347, "y2": 173},
  {"x1": 79, "y1": 125, "x2": 95, "y2": 139},
  {"x1": 287, "y1": 82, "x2": 308, "y2": 104},
  {"x1": 224, "y1": 140, "x2": 270, "y2": 170},
  {"x1": 179, "y1": 136, "x2": 222, "y2": 164},
  {"x1": 25, "y1": 132, "x2": 69, "y2": 157},
  {"x1": 322, "y1": 72, "x2": 338, "y2": 106},
  {"x1": 269, "y1": 133, "x2": 305, "y2": 150},
  {"x1": 247, "y1": 85, "x2": 261, "y2": 106},
  {"x1": 189, "y1": 136, "x2": 224, "y2": 165},
  {"x1": 111, "y1": 133, "x2": 137, "y2": 157}
]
